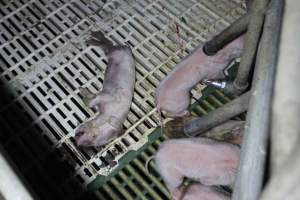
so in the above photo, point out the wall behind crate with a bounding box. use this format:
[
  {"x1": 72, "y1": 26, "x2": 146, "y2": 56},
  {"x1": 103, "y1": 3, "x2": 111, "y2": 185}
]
[{"x1": 0, "y1": 0, "x2": 245, "y2": 199}]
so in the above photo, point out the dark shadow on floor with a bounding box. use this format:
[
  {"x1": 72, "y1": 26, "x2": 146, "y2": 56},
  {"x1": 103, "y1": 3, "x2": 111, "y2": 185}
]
[{"x1": 0, "y1": 85, "x2": 98, "y2": 200}]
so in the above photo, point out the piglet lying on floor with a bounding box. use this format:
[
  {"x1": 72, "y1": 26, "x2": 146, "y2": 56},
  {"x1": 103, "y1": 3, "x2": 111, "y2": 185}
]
[
  {"x1": 155, "y1": 138, "x2": 240, "y2": 199},
  {"x1": 152, "y1": 121, "x2": 244, "y2": 200},
  {"x1": 75, "y1": 31, "x2": 135, "y2": 147},
  {"x1": 155, "y1": 36, "x2": 243, "y2": 118}
]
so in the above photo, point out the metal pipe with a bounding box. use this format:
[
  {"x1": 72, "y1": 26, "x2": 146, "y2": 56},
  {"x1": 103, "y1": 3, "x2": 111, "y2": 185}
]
[
  {"x1": 260, "y1": 0, "x2": 300, "y2": 198},
  {"x1": 232, "y1": 0, "x2": 283, "y2": 199},
  {"x1": 233, "y1": 0, "x2": 269, "y2": 87},
  {"x1": 203, "y1": 13, "x2": 250, "y2": 56},
  {"x1": 182, "y1": 92, "x2": 249, "y2": 137},
  {"x1": 0, "y1": 146, "x2": 36, "y2": 200},
  {"x1": 202, "y1": 0, "x2": 269, "y2": 95},
  {"x1": 222, "y1": 0, "x2": 269, "y2": 95}
]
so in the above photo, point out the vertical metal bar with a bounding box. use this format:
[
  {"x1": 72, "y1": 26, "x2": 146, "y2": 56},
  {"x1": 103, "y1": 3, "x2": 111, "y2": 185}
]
[
  {"x1": 232, "y1": 0, "x2": 269, "y2": 93},
  {"x1": 232, "y1": 0, "x2": 283, "y2": 199}
]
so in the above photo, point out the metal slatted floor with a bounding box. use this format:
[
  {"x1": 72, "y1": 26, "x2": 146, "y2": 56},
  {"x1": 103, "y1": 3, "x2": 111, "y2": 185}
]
[{"x1": 0, "y1": 0, "x2": 245, "y2": 199}]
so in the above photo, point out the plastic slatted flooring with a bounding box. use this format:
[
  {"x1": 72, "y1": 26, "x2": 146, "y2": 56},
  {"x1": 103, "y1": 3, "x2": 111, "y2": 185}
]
[{"x1": 0, "y1": 0, "x2": 244, "y2": 199}]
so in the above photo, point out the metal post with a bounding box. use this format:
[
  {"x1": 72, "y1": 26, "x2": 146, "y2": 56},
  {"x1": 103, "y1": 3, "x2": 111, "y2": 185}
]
[
  {"x1": 202, "y1": 0, "x2": 269, "y2": 95},
  {"x1": 230, "y1": 0, "x2": 269, "y2": 94},
  {"x1": 232, "y1": 0, "x2": 283, "y2": 199}
]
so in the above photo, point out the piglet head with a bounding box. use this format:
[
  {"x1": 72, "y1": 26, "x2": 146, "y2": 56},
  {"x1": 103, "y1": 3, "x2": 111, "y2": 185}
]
[{"x1": 75, "y1": 115, "x2": 122, "y2": 147}]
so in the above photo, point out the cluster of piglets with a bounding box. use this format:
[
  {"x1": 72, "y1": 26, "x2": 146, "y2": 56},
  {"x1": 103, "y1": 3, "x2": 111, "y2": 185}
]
[
  {"x1": 153, "y1": 32, "x2": 245, "y2": 199},
  {"x1": 74, "y1": 8, "x2": 246, "y2": 198},
  {"x1": 74, "y1": 30, "x2": 244, "y2": 147}
]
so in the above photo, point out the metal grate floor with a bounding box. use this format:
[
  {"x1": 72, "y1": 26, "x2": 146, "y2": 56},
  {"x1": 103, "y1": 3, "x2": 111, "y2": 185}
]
[{"x1": 0, "y1": 0, "x2": 245, "y2": 199}]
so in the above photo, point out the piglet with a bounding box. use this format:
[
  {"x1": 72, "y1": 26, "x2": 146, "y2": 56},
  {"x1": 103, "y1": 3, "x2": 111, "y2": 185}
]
[
  {"x1": 154, "y1": 138, "x2": 240, "y2": 199},
  {"x1": 176, "y1": 183, "x2": 230, "y2": 200},
  {"x1": 75, "y1": 31, "x2": 135, "y2": 147},
  {"x1": 155, "y1": 36, "x2": 243, "y2": 118}
]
